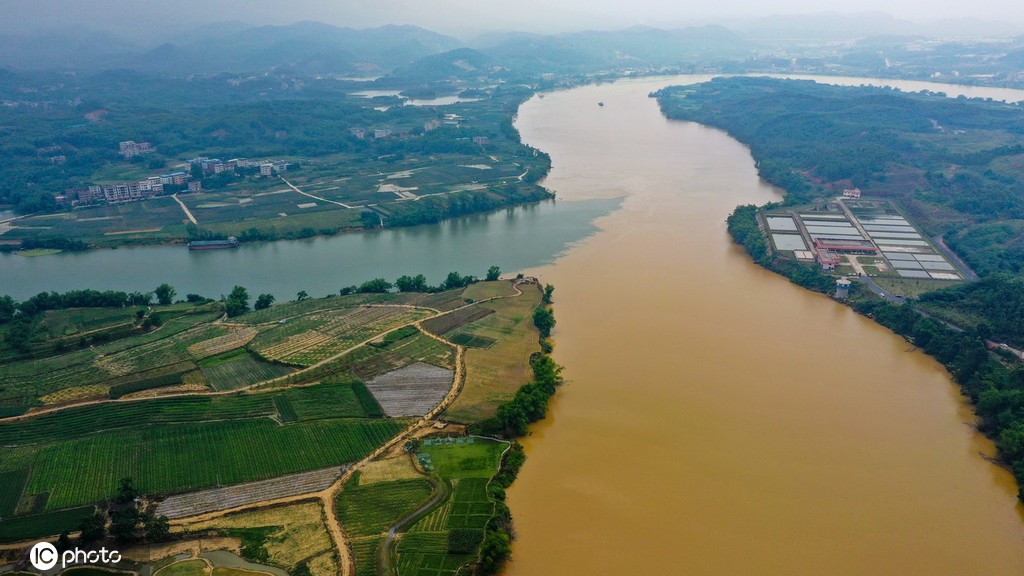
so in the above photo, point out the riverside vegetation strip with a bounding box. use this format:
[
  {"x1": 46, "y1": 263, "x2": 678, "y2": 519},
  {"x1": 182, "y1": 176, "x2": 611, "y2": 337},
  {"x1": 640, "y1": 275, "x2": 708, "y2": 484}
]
[
  {"x1": 0, "y1": 273, "x2": 563, "y2": 576},
  {"x1": 656, "y1": 76, "x2": 1024, "y2": 501}
]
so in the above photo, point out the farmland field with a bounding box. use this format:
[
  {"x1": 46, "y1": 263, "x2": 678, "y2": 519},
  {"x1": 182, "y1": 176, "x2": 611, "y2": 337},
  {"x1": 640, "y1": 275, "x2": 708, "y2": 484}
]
[
  {"x1": 251, "y1": 307, "x2": 433, "y2": 366},
  {"x1": 0, "y1": 505, "x2": 95, "y2": 543},
  {"x1": 0, "y1": 469, "x2": 29, "y2": 516},
  {"x1": 180, "y1": 502, "x2": 336, "y2": 575},
  {"x1": 351, "y1": 536, "x2": 384, "y2": 576},
  {"x1": 201, "y1": 350, "x2": 294, "y2": 391},
  {"x1": 0, "y1": 304, "x2": 224, "y2": 405},
  {"x1": 337, "y1": 474, "x2": 434, "y2": 540},
  {"x1": 365, "y1": 363, "x2": 454, "y2": 417},
  {"x1": 398, "y1": 439, "x2": 507, "y2": 576},
  {"x1": 17, "y1": 418, "x2": 403, "y2": 510},
  {"x1": 0, "y1": 282, "x2": 536, "y2": 553},
  {"x1": 444, "y1": 284, "x2": 543, "y2": 423},
  {"x1": 0, "y1": 381, "x2": 403, "y2": 516}
]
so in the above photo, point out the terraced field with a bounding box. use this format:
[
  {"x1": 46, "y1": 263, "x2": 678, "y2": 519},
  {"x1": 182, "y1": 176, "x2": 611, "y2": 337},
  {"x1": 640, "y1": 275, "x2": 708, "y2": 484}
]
[
  {"x1": 0, "y1": 307, "x2": 226, "y2": 405},
  {"x1": 251, "y1": 307, "x2": 432, "y2": 366}
]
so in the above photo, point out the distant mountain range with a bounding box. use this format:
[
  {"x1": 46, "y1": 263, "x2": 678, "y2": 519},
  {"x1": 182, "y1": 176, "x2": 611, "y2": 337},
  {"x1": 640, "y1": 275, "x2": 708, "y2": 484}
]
[
  {"x1": 1, "y1": 15, "x2": 1021, "y2": 78},
  {"x1": 0, "y1": 21, "x2": 462, "y2": 75},
  {"x1": 0, "y1": 20, "x2": 754, "y2": 77}
]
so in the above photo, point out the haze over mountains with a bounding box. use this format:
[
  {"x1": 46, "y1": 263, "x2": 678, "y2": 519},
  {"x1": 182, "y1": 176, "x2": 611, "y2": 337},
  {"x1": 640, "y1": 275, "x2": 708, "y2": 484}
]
[{"x1": 1, "y1": 12, "x2": 1022, "y2": 75}]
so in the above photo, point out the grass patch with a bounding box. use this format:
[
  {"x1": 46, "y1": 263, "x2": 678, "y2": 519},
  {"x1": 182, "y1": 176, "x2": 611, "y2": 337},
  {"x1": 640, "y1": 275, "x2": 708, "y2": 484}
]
[
  {"x1": 461, "y1": 281, "x2": 518, "y2": 301},
  {"x1": 17, "y1": 248, "x2": 63, "y2": 257},
  {"x1": 154, "y1": 560, "x2": 209, "y2": 576},
  {"x1": 445, "y1": 285, "x2": 542, "y2": 423},
  {"x1": 446, "y1": 333, "x2": 497, "y2": 349},
  {"x1": 183, "y1": 502, "x2": 333, "y2": 572},
  {"x1": 419, "y1": 439, "x2": 506, "y2": 479},
  {"x1": 0, "y1": 505, "x2": 95, "y2": 543},
  {"x1": 873, "y1": 276, "x2": 962, "y2": 298}
]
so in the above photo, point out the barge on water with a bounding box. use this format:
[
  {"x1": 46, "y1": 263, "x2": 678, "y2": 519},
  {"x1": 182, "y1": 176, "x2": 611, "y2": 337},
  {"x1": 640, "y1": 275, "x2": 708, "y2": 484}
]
[{"x1": 188, "y1": 236, "x2": 239, "y2": 250}]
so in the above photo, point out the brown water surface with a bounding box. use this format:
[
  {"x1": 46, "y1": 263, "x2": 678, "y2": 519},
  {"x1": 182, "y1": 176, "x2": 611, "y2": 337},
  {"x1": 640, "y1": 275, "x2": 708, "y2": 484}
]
[{"x1": 506, "y1": 76, "x2": 1024, "y2": 575}]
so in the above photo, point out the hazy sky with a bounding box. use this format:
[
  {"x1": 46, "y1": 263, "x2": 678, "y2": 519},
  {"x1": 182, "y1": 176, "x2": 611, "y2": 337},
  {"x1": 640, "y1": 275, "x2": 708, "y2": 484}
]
[{"x1": 1, "y1": 0, "x2": 1022, "y2": 38}]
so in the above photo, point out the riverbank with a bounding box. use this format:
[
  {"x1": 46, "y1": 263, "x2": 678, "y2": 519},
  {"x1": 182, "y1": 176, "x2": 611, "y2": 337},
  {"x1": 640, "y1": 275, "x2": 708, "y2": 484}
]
[{"x1": 504, "y1": 74, "x2": 1024, "y2": 576}]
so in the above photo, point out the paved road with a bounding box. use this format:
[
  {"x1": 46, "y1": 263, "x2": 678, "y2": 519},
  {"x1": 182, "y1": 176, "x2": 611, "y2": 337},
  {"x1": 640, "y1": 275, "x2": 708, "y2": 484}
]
[
  {"x1": 933, "y1": 235, "x2": 980, "y2": 280},
  {"x1": 856, "y1": 275, "x2": 905, "y2": 304}
]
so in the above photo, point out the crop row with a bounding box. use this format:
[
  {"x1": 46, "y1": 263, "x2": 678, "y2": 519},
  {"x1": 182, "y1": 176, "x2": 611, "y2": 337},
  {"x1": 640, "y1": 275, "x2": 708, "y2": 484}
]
[
  {"x1": 0, "y1": 395, "x2": 274, "y2": 445},
  {"x1": 0, "y1": 506, "x2": 95, "y2": 543},
  {"x1": 187, "y1": 326, "x2": 259, "y2": 359},
  {"x1": 336, "y1": 477, "x2": 434, "y2": 538},
  {"x1": 286, "y1": 310, "x2": 431, "y2": 366},
  {"x1": 202, "y1": 354, "x2": 294, "y2": 391},
  {"x1": 19, "y1": 418, "x2": 404, "y2": 510}
]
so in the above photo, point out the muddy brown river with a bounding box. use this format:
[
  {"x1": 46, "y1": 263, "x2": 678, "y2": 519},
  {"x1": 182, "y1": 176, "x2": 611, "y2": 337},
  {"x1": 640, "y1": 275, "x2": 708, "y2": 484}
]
[{"x1": 507, "y1": 76, "x2": 1024, "y2": 575}]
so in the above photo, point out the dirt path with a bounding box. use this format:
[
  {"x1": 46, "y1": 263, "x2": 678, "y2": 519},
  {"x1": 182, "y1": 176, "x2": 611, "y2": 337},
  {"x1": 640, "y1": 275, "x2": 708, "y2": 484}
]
[
  {"x1": 4, "y1": 281, "x2": 532, "y2": 575},
  {"x1": 0, "y1": 305, "x2": 441, "y2": 423},
  {"x1": 378, "y1": 474, "x2": 448, "y2": 576},
  {"x1": 168, "y1": 283, "x2": 528, "y2": 575},
  {"x1": 281, "y1": 177, "x2": 354, "y2": 209},
  {"x1": 172, "y1": 193, "x2": 198, "y2": 225}
]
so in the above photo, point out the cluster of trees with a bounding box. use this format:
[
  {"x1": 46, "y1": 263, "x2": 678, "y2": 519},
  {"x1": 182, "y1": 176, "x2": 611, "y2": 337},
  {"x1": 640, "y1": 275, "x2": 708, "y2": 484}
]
[
  {"x1": 383, "y1": 186, "x2": 552, "y2": 228},
  {"x1": 73, "y1": 478, "x2": 170, "y2": 546},
  {"x1": 476, "y1": 442, "x2": 525, "y2": 575},
  {"x1": 335, "y1": 268, "x2": 500, "y2": 297},
  {"x1": 19, "y1": 236, "x2": 89, "y2": 252},
  {"x1": 224, "y1": 286, "x2": 250, "y2": 318},
  {"x1": 946, "y1": 222, "x2": 1024, "y2": 276},
  {"x1": 492, "y1": 353, "x2": 563, "y2": 437},
  {"x1": 917, "y1": 274, "x2": 1024, "y2": 347},
  {"x1": 0, "y1": 284, "x2": 200, "y2": 354},
  {"x1": 852, "y1": 298, "x2": 1024, "y2": 500},
  {"x1": 726, "y1": 205, "x2": 770, "y2": 266},
  {"x1": 230, "y1": 266, "x2": 503, "y2": 317}
]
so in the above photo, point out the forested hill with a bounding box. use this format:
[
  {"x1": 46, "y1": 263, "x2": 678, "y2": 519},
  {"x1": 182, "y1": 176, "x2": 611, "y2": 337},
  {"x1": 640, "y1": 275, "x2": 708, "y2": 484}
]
[{"x1": 654, "y1": 77, "x2": 1024, "y2": 276}]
